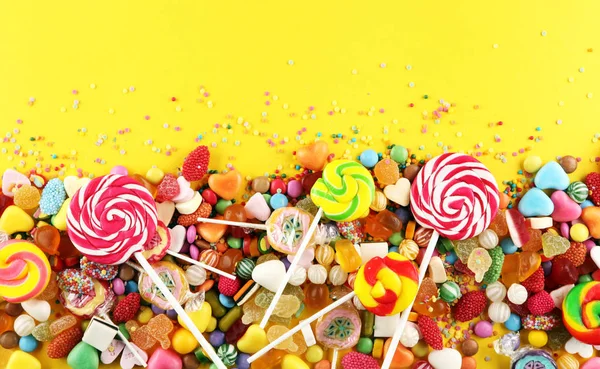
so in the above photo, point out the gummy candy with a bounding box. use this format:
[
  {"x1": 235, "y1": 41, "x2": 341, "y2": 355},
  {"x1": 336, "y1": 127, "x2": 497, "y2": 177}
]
[
  {"x1": 550, "y1": 258, "x2": 579, "y2": 285},
  {"x1": 467, "y1": 247, "x2": 492, "y2": 283},
  {"x1": 126, "y1": 314, "x2": 174, "y2": 350},
  {"x1": 502, "y1": 251, "x2": 542, "y2": 286},
  {"x1": 0, "y1": 313, "x2": 14, "y2": 334},
  {"x1": 224, "y1": 204, "x2": 247, "y2": 222},
  {"x1": 547, "y1": 326, "x2": 572, "y2": 351},
  {"x1": 374, "y1": 159, "x2": 400, "y2": 185},
  {"x1": 272, "y1": 295, "x2": 302, "y2": 318},
  {"x1": 364, "y1": 210, "x2": 402, "y2": 240},
  {"x1": 49, "y1": 315, "x2": 78, "y2": 336},
  {"x1": 542, "y1": 233, "x2": 570, "y2": 258},
  {"x1": 267, "y1": 325, "x2": 296, "y2": 351},
  {"x1": 34, "y1": 225, "x2": 61, "y2": 255},
  {"x1": 454, "y1": 237, "x2": 479, "y2": 263},
  {"x1": 13, "y1": 184, "x2": 40, "y2": 210},
  {"x1": 218, "y1": 248, "x2": 243, "y2": 275},
  {"x1": 488, "y1": 210, "x2": 508, "y2": 237},
  {"x1": 521, "y1": 228, "x2": 543, "y2": 252},
  {"x1": 334, "y1": 240, "x2": 362, "y2": 272},
  {"x1": 32, "y1": 322, "x2": 53, "y2": 342},
  {"x1": 304, "y1": 283, "x2": 330, "y2": 310},
  {"x1": 412, "y1": 278, "x2": 449, "y2": 317}
]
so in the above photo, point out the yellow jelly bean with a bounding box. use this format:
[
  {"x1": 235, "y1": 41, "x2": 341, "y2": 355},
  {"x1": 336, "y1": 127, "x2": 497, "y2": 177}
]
[
  {"x1": 237, "y1": 324, "x2": 269, "y2": 354},
  {"x1": 206, "y1": 317, "x2": 217, "y2": 333},
  {"x1": 305, "y1": 346, "x2": 324, "y2": 363},
  {"x1": 137, "y1": 307, "x2": 153, "y2": 324},
  {"x1": 282, "y1": 354, "x2": 310, "y2": 369},
  {"x1": 523, "y1": 156, "x2": 542, "y2": 173},
  {"x1": 570, "y1": 223, "x2": 590, "y2": 243},
  {"x1": 178, "y1": 302, "x2": 212, "y2": 332},
  {"x1": 172, "y1": 328, "x2": 198, "y2": 354}
]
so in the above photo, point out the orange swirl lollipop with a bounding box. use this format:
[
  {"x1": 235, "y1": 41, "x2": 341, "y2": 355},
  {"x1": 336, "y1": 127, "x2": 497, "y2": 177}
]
[{"x1": 0, "y1": 240, "x2": 51, "y2": 303}]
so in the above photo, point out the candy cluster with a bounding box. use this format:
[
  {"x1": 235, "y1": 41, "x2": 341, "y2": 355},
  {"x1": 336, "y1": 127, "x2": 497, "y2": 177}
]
[{"x1": 1, "y1": 143, "x2": 600, "y2": 369}]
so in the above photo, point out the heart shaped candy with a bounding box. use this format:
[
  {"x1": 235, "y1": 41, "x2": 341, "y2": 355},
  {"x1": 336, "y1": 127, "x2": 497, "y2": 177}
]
[
  {"x1": 156, "y1": 201, "x2": 175, "y2": 225},
  {"x1": 428, "y1": 348, "x2": 462, "y2": 369},
  {"x1": 120, "y1": 342, "x2": 148, "y2": 369},
  {"x1": 551, "y1": 191, "x2": 582, "y2": 222},
  {"x1": 237, "y1": 324, "x2": 269, "y2": 354},
  {"x1": 383, "y1": 178, "x2": 411, "y2": 206},
  {"x1": 100, "y1": 340, "x2": 125, "y2": 364},
  {"x1": 21, "y1": 299, "x2": 51, "y2": 322},
  {"x1": 63, "y1": 176, "x2": 92, "y2": 198},
  {"x1": 517, "y1": 188, "x2": 554, "y2": 217},
  {"x1": 296, "y1": 141, "x2": 329, "y2": 171},
  {"x1": 534, "y1": 161, "x2": 570, "y2": 190},
  {"x1": 147, "y1": 348, "x2": 182, "y2": 369},
  {"x1": 565, "y1": 337, "x2": 594, "y2": 358},
  {"x1": 208, "y1": 170, "x2": 243, "y2": 200},
  {"x1": 2, "y1": 169, "x2": 31, "y2": 197},
  {"x1": 196, "y1": 218, "x2": 228, "y2": 243}
]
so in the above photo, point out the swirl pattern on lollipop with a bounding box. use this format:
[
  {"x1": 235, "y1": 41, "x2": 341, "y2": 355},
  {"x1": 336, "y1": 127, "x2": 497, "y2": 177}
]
[
  {"x1": 354, "y1": 253, "x2": 419, "y2": 316},
  {"x1": 562, "y1": 281, "x2": 600, "y2": 345},
  {"x1": 410, "y1": 153, "x2": 499, "y2": 241},
  {"x1": 67, "y1": 174, "x2": 158, "y2": 265},
  {"x1": 311, "y1": 160, "x2": 375, "y2": 222},
  {"x1": 0, "y1": 240, "x2": 51, "y2": 303}
]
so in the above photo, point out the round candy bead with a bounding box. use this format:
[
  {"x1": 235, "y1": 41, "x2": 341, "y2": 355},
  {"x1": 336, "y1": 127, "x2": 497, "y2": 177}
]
[
  {"x1": 202, "y1": 189, "x2": 218, "y2": 205},
  {"x1": 237, "y1": 353, "x2": 251, "y2": 369},
  {"x1": 411, "y1": 341, "x2": 429, "y2": 357},
  {"x1": 308, "y1": 264, "x2": 328, "y2": 284},
  {"x1": 328, "y1": 265, "x2": 348, "y2": 286},
  {"x1": 461, "y1": 339, "x2": 479, "y2": 356},
  {"x1": 356, "y1": 337, "x2": 373, "y2": 354},
  {"x1": 110, "y1": 165, "x2": 128, "y2": 175},
  {"x1": 14, "y1": 315, "x2": 35, "y2": 337},
  {"x1": 145, "y1": 167, "x2": 165, "y2": 184},
  {"x1": 505, "y1": 313, "x2": 522, "y2": 331},
  {"x1": 287, "y1": 180, "x2": 303, "y2": 198},
  {"x1": 124, "y1": 280, "x2": 138, "y2": 294},
  {"x1": 151, "y1": 305, "x2": 166, "y2": 315},
  {"x1": 528, "y1": 330, "x2": 548, "y2": 348},
  {"x1": 215, "y1": 199, "x2": 232, "y2": 214},
  {"x1": 210, "y1": 330, "x2": 226, "y2": 347},
  {"x1": 445, "y1": 251, "x2": 458, "y2": 265},
  {"x1": 557, "y1": 353, "x2": 580, "y2": 369},
  {"x1": 359, "y1": 149, "x2": 379, "y2": 168},
  {"x1": 269, "y1": 193, "x2": 288, "y2": 209},
  {"x1": 473, "y1": 321, "x2": 493, "y2": 338},
  {"x1": 306, "y1": 345, "x2": 324, "y2": 363},
  {"x1": 137, "y1": 308, "x2": 154, "y2": 324},
  {"x1": 390, "y1": 145, "x2": 408, "y2": 164},
  {"x1": 507, "y1": 284, "x2": 528, "y2": 305},
  {"x1": 19, "y1": 335, "x2": 38, "y2": 352},
  {"x1": 172, "y1": 328, "x2": 198, "y2": 354},
  {"x1": 388, "y1": 232, "x2": 403, "y2": 246},
  {"x1": 270, "y1": 179, "x2": 287, "y2": 195},
  {"x1": 500, "y1": 238, "x2": 518, "y2": 254},
  {"x1": 219, "y1": 294, "x2": 236, "y2": 308},
  {"x1": 185, "y1": 265, "x2": 207, "y2": 286},
  {"x1": 523, "y1": 156, "x2": 542, "y2": 173},
  {"x1": 235, "y1": 258, "x2": 255, "y2": 280},
  {"x1": 570, "y1": 223, "x2": 589, "y2": 242}
]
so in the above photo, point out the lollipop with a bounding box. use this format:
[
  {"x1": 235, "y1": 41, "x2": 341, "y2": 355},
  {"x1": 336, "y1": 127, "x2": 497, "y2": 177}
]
[
  {"x1": 381, "y1": 153, "x2": 499, "y2": 369},
  {"x1": 67, "y1": 174, "x2": 227, "y2": 369},
  {"x1": 248, "y1": 253, "x2": 417, "y2": 364},
  {"x1": 0, "y1": 240, "x2": 51, "y2": 303},
  {"x1": 310, "y1": 160, "x2": 375, "y2": 222},
  {"x1": 562, "y1": 281, "x2": 600, "y2": 345}
]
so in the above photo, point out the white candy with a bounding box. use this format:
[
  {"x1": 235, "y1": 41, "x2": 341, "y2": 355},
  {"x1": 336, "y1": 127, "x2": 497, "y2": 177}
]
[
  {"x1": 400, "y1": 322, "x2": 422, "y2": 348},
  {"x1": 374, "y1": 314, "x2": 400, "y2": 337},
  {"x1": 550, "y1": 284, "x2": 574, "y2": 310},
  {"x1": 428, "y1": 256, "x2": 447, "y2": 283},
  {"x1": 185, "y1": 264, "x2": 207, "y2": 286},
  {"x1": 307, "y1": 264, "x2": 328, "y2": 284},
  {"x1": 328, "y1": 265, "x2": 348, "y2": 286},
  {"x1": 168, "y1": 225, "x2": 186, "y2": 253},
  {"x1": 289, "y1": 266, "x2": 307, "y2": 286},
  {"x1": 507, "y1": 283, "x2": 528, "y2": 305},
  {"x1": 428, "y1": 348, "x2": 462, "y2": 369},
  {"x1": 488, "y1": 302, "x2": 510, "y2": 323},
  {"x1": 252, "y1": 260, "x2": 286, "y2": 292},
  {"x1": 21, "y1": 299, "x2": 51, "y2": 322},
  {"x1": 174, "y1": 191, "x2": 202, "y2": 215},
  {"x1": 528, "y1": 217, "x2": 553, "y2": 229},
  {"x1": 156, "y1": 201, "x2": 175, "y2": 225},
  {"x1": 486, "y1": 281, "x2": 507, "y2": 302},
  {"x1": 359, "y1": 242, "x2": 388, "y2": 264},
  {"x1": 478, "y1": 229, "x2": 499, "y2": 249},
  {"x1": 352, "y1": 295, "x2": 366, "y2": 310},
  {"x1": 14, "y1": 314, "x2": 35, "y2": 337}
]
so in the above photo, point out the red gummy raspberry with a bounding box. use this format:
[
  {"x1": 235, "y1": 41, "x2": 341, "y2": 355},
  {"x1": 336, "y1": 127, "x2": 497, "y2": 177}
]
[
  {"x1": 113, "y1": 293, "x2": 141, "y2": 323},
  {"x1": 417, "y1": 315, "x2": 443, "y2": 350},
  {"x1": 521, "y1": 267, "x2": 545, "y2": 293},
  {"x1": 526, "y1": 290, "x2": 555, "y2": 315},
  {"x1": 341, "y1": 352, "x2": 381, "y2": 369},
  {"x1": 454, "y1": 290, "x2": 487, "y2": 322},
  {"x1": 585, "y1": 173, "x2": 600, "y2": 205},
  {"x1": 156, "y1": 174, "x2": 180, "y2": 202},
  {"x1": 218, "y1": 276, "x2": 242, "y2": 297},
  {"x1": 182, "y1": 146, "x2": 210, "y2": 181}
]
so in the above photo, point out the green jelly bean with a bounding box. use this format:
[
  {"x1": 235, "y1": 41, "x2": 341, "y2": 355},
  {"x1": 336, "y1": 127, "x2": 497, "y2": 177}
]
[
  {"x1": 357, "y1": 337, "x2": 373, "y2": 354},
  {"x1": 218, "y1": 306, "x2": 242, "y2": 332},
  {"x1": 195, "y1": 347, "x2": 211, "y2": 363},
  {"x1": 227, "y1": 236, "x2": 242, "y2": 249},
  {"x1": 118, "y1": 324, "x2": 129, "y2": 340},
  {"x1": 579, "y1": 274, "x2": 593, "y2": 283},
  {"x1": 205, "y1": 290, "x2": 227, "y2": 318},
  {"x1": 215, "y1": 199, "x2": 233, "y2": 214},
  {"x1": 388, "y1": 232, "x2": 403, "y2": 246},
  {"x1": 438, "y1": 238, "x2": 454, "y2": 253},
  {"x1": 360, "y1": 310, "x2": 374, "y2": 337}
]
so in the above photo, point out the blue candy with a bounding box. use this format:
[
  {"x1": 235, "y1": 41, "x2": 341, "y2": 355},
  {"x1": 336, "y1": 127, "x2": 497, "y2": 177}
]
[
  {"x1": 19, "y1": 335, "x2": 38, "y2": 352},
  {"x1": 517, "y1": 188, "x2": 554, "y2": 217},
  {"x1": 219, "y1": 294, "x2": 235, "y2": 308},
  {"x1": 388, "y1": 246, "x2": 399, "y2": 253},
  {"x1": 445, "y1": 251, "x2": 458, "y2": 265},
  {"x1": 125, "y1": 280, "x2": 139, "y2": 294},
  {"x1": 39, "y1": 178, "x2": 67, "y2": 215},
  {"x1": 500, "y1": 238, "x2": 518, "y2": 254},
  {"x1": 534, "y1": 161, "x2": 570, "y2": 190},
  {"x1": 359, "y1": 149, "x2": 379, "y2": 168},
  {"x1": 269, "y1": 193, "x2": 288, "y2": 209},
  {"x1": 210, "y1": 330, "x2": 226, "y2": 347},
  {"x1": 236, "y1": 353, "x2": 251, "y2": 369},
  {"x1": 581, "y1": 199, "x2": 595, "y2": 209},
  {"x1": 504, "y1": 313, "x2": 522, "y2": 331}
]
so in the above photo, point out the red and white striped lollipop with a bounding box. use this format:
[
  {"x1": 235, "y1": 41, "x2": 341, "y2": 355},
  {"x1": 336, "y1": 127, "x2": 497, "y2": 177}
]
[
  {"x1": 410, "y1": 152, "x2": 499, "y2": 240},
  {"x1": 67, "y1": 174, "x2": 158, "y2": 265}
]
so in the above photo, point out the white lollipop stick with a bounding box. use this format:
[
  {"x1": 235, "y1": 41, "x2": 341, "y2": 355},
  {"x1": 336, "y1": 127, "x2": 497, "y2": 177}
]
[
  {"x1": 259, "y1": 207, "x2": 323, "y2": 329},
  {"x1": 196, "y1": 217, "x2": 268, "y2": 230},
  {"x1": 380, "y1": 231, "x2": 439, "y2": 369},
  {"x1": 248, "y1": 291, "x2": 355, "y2": 363},
  {"x1": 100, "y1": 313, "x2": 147, "y2": 367},
  {"x1": 134, "y1": 253, "x2": 227, "y2": 369},
  {"x1": 165, "y1": 250, "x2": 236, "y2": 280},
  {"x1": 331, "y1": 349, "x2": 339, "y2": 369}
]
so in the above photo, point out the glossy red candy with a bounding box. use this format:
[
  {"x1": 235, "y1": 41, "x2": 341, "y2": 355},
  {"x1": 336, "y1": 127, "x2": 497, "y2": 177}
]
[{"x1": 550, "y1": 258, "x2": 579, "y2": 285}]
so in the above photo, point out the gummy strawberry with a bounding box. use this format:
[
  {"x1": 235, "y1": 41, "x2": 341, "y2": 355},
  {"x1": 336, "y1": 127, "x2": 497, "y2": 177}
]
[{"x1": 182, "y1": 146, "x2": 210, "y2": 181}]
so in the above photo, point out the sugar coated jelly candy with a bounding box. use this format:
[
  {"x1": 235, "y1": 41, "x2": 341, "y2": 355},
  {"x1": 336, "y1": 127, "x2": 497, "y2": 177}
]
[
  {"x1": 542, "y1": 233, "x2": 570, "y2": 257},
  {"x1": 334, "y1": 240, "x2": 362, "y2": 272},
  {"x1": 488, "y1": 210, "x2": 508, "y2": 237},
  {"x1": 374, "y1": 159, "x2": 400, "y2": 186},
  {"x1": 467, "y1": 247, "x2": 492, "y2": 283},
  {"x1": 454, "y1": 237, "x2": 479, "y2": 263},
  {"x1": 267, "y1": 325, "x2": 296, "y2": 351},
  {"x1": 49, "y1": 315, "x2": 78, "y2": 336},
  {"x1": 13, "y1": 184, "x2": 40, "y2": 210},
  {"x1": 521, "y1": 228, "x2": 542, "y2": 252},
  {"x1": 32, "y1": 322, "x2": 53, "y2": 342}
]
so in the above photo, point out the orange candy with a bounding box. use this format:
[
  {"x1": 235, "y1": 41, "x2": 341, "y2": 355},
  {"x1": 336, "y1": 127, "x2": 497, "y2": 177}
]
[
  {"x1": 218, "y1": 248, "x2": 243, "y2": 274},
  {"x1": 34, "y1": 225, "x2": 61, "y2": 255},
  {"x1": 334, "y1": 239, "x2": 362, "y2": 272},
  {"x1": 364, "y1": 210, "x2": 402, "y2": 240},
  {"x1": 581, "y1": 206, "x2": 600, "y2": 238},
  {"x1": 502, "y1": 251, "x2": 541, "y2": 286},
  {"x1": 462, "y1": 357, "x2": 477, "y2": 369},
  {"x1": 304, "y1": 283, "x2": 330, "y2": 310},
  {"x1": 208, "y1": 170, "x2": 243, "y2": 200},
  {"x1": 224, "y1": 204, "x2": 247, "y2": 222},
  {"x1": 521, "y1": 228, "x2": 542, "y2": 252},
  {"x1": 499, "y1": 192, "x2": 511, "y2": 209},
  {"x1": 251, "y1": 349, "x2": 285, "y2": 369},
  {"x1": 0, "y1": 313, "x2": 14, "y2": 334},
  {"x1": 296, "y1": 141, "x2": 329, "y2": 171},
  {"x1": 196, "y1": 218, "x2": 228, "y2": 243},
  {"x1": 374, "y1": 159, "x2": 400, "y2": 185},
  {"x1": 383, "y1": 340, "x2": 414, "y2": 369}
]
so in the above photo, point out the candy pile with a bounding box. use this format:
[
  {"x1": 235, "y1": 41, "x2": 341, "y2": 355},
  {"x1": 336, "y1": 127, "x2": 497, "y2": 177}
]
[{"x1": 1, "y1": 142, "x2": 600, "y2": 369}]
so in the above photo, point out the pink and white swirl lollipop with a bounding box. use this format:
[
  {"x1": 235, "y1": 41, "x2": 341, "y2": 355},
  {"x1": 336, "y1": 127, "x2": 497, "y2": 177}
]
[
  {"x1": 67, "y1": 174, "x2": 227, "y2": 369},
  {"x1": 381, "y1": 153, "x2": 499, "y2": 369},
  {"x1": 67, "y1": 174, "x2": 158, "y2": 265}
]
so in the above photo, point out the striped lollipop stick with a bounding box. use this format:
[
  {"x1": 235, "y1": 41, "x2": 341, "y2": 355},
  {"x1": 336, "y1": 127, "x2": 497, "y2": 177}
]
[{"x1": 381, "y1": 153, "x2": 499, "y2": 369}]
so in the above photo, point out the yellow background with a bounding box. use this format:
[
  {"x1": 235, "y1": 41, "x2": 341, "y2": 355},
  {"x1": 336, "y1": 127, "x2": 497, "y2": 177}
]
[{"x1": 1, "y1": 0, "x2": 599, "y2": 367}]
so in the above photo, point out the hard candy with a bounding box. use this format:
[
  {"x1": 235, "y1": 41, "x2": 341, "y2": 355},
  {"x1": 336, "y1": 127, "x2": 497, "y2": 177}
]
[
  {"x1": 63, "y1": 176, "x2": 91, "y2": 198},
  {"x1": 581, "y1": 206, "x2": 600, "y2": 238},
  {"x1": 523, "y1": 156, "x2": 542, "y2": 173},
  {"x1": 383, "y1": 178, "x2": 411, "y2": 206},
  {"x1": 567, "y1": 181, "x2": 589, "y2": 203},
  {"x1": 427, "y1": 348, "x2": 462, "y2": 369},
  {"x1": 175, "y1": 192, "x2": 202, "y2": 215},
  {"x1": 486, "y1": 281, "x2": 507, "y2": 302},
  {"x1": 172, "y1": 177, "x2": 194, "y2": 203},
  {"x1": 67, "y1": 342, "x2": 100, "y2": 369},
  {"x1": 21, "y1": 299, "x2": 51, "y2": 322},
  {"x1": 237, "y1": 324, "x2": 269, "y2": 354},
  {"x1": 169, "y1": 225, "x2": 186, "y2": 253},
  {"x1": 473, "y1": 321, "x2": 493, "y2": 338},
  {"x1": 551, "y1": 191, "x2": 582, "y2": 222},
  {"x1": 252, "y1": 260, "x2": 286, "y2": 292},
  {"x1": 550, "y1": 284, "x2": 574, "y2": 310},
  {"x1": 245, "y1": 192, "x2": 271, "y2": 221},
  {"x1": 517, "y1": 188, "x2": 554, "y2": 217},
  {"x1": 120, "y1": 343, "x2": 148, "y2": 369},
  {"x1": 6, "y1": 350, "x2": 41, "y2": 369},
  {"x1": 282, "y1": 354, "x2": 310, "y2": 369},
  {"x1": 507, "y1": 284, "x2": 528, "y2": 305},
  {"x1": 0, "y1": 205, "x2": 34, "y2": 234},
  {"x1": 19, "y1": 335, "x2": 38, "y2": 352},
  {"x1": 148, "y1": 348, "x2": 183, "y2": 369},
  {"x1": 172, "y1": 328, "x2": 198, "y2": 354},
  {"x1": 51, "y1": 198, "x2": 71, "y2": 231},
  {"x1": 14, "y1": 314, "x2": 35, "y2": 337},
  {"x1": 100, "y1": 340, "x2": 125, "y2": 364},
  {"x1": 534, "y1": 161, "x2": 570, "y2": 190},
  {"x1": 400, "y1": 322, "x2": 421, "y2": 348},
  {"x1": 488, "y1": 302, "x2": 510, "y2": 323}
]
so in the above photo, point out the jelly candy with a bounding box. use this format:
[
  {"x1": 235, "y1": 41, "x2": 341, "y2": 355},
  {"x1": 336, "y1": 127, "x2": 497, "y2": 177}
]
[
  {"x1": 224, "y1": 204, "x2": 247, "y2": 222},
  {"x1": 503, "y1": 251, "x2": 542, "y2": 286},
  {"x1": 364, "y1": 210, "x2": 402, "y2": 240},
  {"x1": 501, "y1": 254, "x2": 520, "y2": 286},
  {"x1": 521, "y1": 228, "x2": 543, "y2": 252},
  {"x1": 267, "y1": 325, "x2": 296, "y2": 351},
  {"x1": 0, "y1": 313, "x2": 14, "y2": 334},
  {"x1": 225, "y1": 319, "x2": 249, "y2": 344},
  {"x1": 272, "y1": 295, "x2": 302, "y2": 318},
  {"x1": 58, "y1": 234, "x2": 80, "y2": 258},
  {"x1": 315, "y1": 245, "x2": 335, "y2": 266},
  {"x1": 488, "y1": 210, "x2": 509, "y2": 237},
  {"x1": 334, "y1": 240, "x2": 362, "y2": 273},
  {"x1": 32, "y1": 322, "x2": 53, "y2": 342},
  {"x1": 547, "y1": 326, "x2": 571, "y2": 351},
  {"x1": 13, "y1": 185, "x2": 41, "y2": 210},
  {"x1": 296, "y1": 141, "x2": 329, "y2": 171},
  {"x1": 34, "y1": 225, "x2": 61, "y2": 255},
  {"x1": 219, "y1": 306, "x2": 243, "y2": 332},
  {"x1": 250, "y1": 348, "x2": 285, "y2": 369},
  {"x1": 208, "y1": 170, "x2": 243, "y2": 200},
  {"x1": 37, "y1": 272, "x2": 59, "y2": 301},
  {"x1": 542, "y1": 233, "x2": 570, "y2": 257},
  {"x1": 146, "y1": 314, "x2": 174, "y2": 349},
  {"x1": 550, "y1": 258, "x2": 579, "y2": 285},
  {"x1": 49, "y1": 315, "x2": 78, "y2": 336},
  {"x1": 218, "y1": 248, "x2": 243, "y2": 275},
  {"x1": 412, "y1": 278, "x2": 450, "y2": 317},
  {"x1": 304, "y1": 284, "x2": 330, "y2": 310},
  {"x1": 467, "y1": 248, "x2": 492, "y2": 283},
  {"x1": 126, "y1": 321, "x2": 157, "y2": 350},
  {"x1": 374, "y1": 159, "x2": 400, "y2": 186},
  {"x1": 454, "y1": 237, "x2": 479, "y2": 263},
  {"x1": 197, "y1": 221, "x2": 228, "y2": 244}
]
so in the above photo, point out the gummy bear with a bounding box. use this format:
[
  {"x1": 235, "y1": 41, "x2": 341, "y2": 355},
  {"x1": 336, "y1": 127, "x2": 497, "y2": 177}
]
[
  {"x1": 521, "y1": 228, "x2": 543, "y2": 252},
  {"x1": 34, "y1": 225, "x2": 61, "y2": 255},
  {"x1": 454, "y1": 237, "x2": 479, "y2": 263},
  {"x1": 49, "y1": 315, "x2": 77, "y2": 336},
  {"x1": 542, "y1": 233, "x2": 570, "y2": 258},
  {"x1": 488, "y1": 210, "x2": 508, "y2": 237},
  {"x1": 290, "y1": 330, "x2": 308, "y2": 355},
  {"x1": 467, "y1": 247, "x2": 492, "y2": 283},
  {"x1": 364, "y1": 210, "x2": 402, "y2": 240},
  {"x1": 374, "y1": 159, "x2": 400, "y2": 186},
  {"x1": 334, "y1": 240, "x2": 362, "y2": 272}
]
